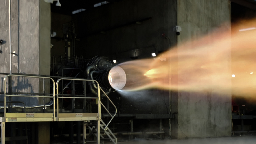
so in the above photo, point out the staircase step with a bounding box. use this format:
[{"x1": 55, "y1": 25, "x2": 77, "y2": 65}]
[{"x1": 99, "y1": 120, "x2": 117, "y2": 144}]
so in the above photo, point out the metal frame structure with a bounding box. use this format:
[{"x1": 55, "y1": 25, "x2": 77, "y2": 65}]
[{"x1": 0, "y1": 74, "x2": 117, "y2": 144}]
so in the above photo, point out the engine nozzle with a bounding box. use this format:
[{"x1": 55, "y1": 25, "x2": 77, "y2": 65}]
[{"x1": 108, "y1": 66, "x2": 126, "y2": 90}]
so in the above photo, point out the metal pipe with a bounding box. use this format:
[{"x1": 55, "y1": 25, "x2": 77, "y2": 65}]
[
  {"x1": 9, "y1": 0, "x2": 12, "y2": 74},
  {"x1": 57, "y1": 97, "x2": 97, "y2": 99},
  {"x1": 86, "y1": 66, "x2": 98, "y2": 95},
  {"x1": 90, "y1": 71, "x2": 99, "y2": 90}
]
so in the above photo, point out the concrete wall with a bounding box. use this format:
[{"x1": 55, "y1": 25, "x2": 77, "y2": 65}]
[
  {"x1": 0, "y1": 0, "x2": 51, "y2": 106},
  {"x1": 175, "y1": 0, "x2": 231, "y2": 138}
]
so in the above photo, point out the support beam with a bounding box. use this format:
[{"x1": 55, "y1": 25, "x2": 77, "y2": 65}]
[
  {"x1": 160, "y1": 119, "x2": 163, "y2": 139},
  {"x1": 69, "y1": 122, "x2": 74, "y2": 144},
  {"x1": 1, "y1": 122, "x2": 5, "y2": 144},
  {"x1": 38, "y1": 122, "x2": 50, "y2": 144},
  {"x1": 11, "y1": 122, "x2": 16, "y2": 144},
  {"x1": 83, "y1": 122, "x2": 87, "y2": 144},
  {"x1": 31, "y1": 123, "x2": 36, "y2": 144},
  {"x1": 130, "y1": 119, "x2": 133, "y2": 140},
  {"x1": 77, "y1": 121, "x2": 81, "y2": 144},
  {"x1": 97, "y1": 121, "x2": 100, "y2": 144}
]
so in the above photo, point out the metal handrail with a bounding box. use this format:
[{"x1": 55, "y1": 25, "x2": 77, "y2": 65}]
[
  {"x1": 2, "y1": 74, "x2": 56, "y2": 119},
  {"x1": 0, "y1": 74, "x2": 117, "y2": 131},
  {"x1": 99, "y1": 87, "x2": 117, "y2": 130},
  {"x1": 56, "y1": 78, "x2": 117, "y2": 128},
  {"x1": 56, "y1": 78, "x2": 100, "y2": 120},
  {"x1": 2, "y1": 92, "x2": 53, "y2": 95}
]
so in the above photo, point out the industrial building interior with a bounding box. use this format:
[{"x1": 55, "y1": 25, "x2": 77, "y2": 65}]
[{"x1": 1, "y1": 0, "x2": 256, "y2": 144}]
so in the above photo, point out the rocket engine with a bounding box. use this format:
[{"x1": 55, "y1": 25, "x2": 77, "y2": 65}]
[{"x1": 86, "y1": 56, "x2": 115, "y2": 95}]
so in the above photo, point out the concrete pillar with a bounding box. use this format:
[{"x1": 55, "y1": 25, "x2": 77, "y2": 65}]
[
  {"x1": 38, "y1": 1, "x2": 51, "y2": 143},
  {"x1": 0, "y1": 0, "x2": 51, "y2": 143},
  {"x1": 0, "y1": 0, "x2": 51, "y2": 105},
  {"x1": 175, "y1": 0, "x2": 232, "y2": 139},
  {"x1": 39, "y1": 0, "x2": 51, "y2": 105}
]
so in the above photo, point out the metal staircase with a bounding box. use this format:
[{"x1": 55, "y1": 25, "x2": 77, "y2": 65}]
[
  {"x1": 98, "y1": 87, "x2": 117, "y2": 144},
  {"x1": 87, "y1": 120, "x2": 117, "y2": 144},
  {"x1": 100, "y1": 119, "x2": 117, "y2": 144}
]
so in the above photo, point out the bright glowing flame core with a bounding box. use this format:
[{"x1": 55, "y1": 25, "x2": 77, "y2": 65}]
[{"x1": 144, "y1": 69, "x2": 157, "y2": 78}]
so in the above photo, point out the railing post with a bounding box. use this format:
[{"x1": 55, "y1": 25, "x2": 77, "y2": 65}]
[
  {"x1": 53, "y1": 80, "x2": 56, "y2": 120},
  {"x1": 1, "y1": 122, "x2": 5, "y2": 144},
  {"x1": 83, "y1": 121, "x2": 87, "y2": 144},
  {"x1": 8, "y1": 76, "x2": 12, "y2": 112},
  {"x1": 56, "y1": 81, "x2": 59, "y2": 121},
  {"x1": 4, "y1": 77, "x2": 6, "y2": 119},
  {"x1": 97, "y1": 83, "x2": 101, "y2": 144},
  {"x1": 43, "y1": 78, "x2": 45, "y2": 112},
  {"x1": 72, "y1": 80, "x2": 75, "y2": 112},
  {"x1": 83, "y1": 81, "x2": 86, "y2": 113}
]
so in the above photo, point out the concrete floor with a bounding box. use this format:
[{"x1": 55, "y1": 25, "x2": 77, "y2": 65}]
[{"x1": 116, "y1": 136, "x2": 256, "y2": 144}]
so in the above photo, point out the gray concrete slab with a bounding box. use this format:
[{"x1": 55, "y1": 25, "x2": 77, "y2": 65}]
[{"x1": 117, "y1": 136, "x2": 256, "y2": 144}]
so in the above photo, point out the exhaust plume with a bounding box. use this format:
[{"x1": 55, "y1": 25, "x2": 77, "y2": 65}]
[{"x1": 109, "y1": 18, "x2": 256, "y2": 97}]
